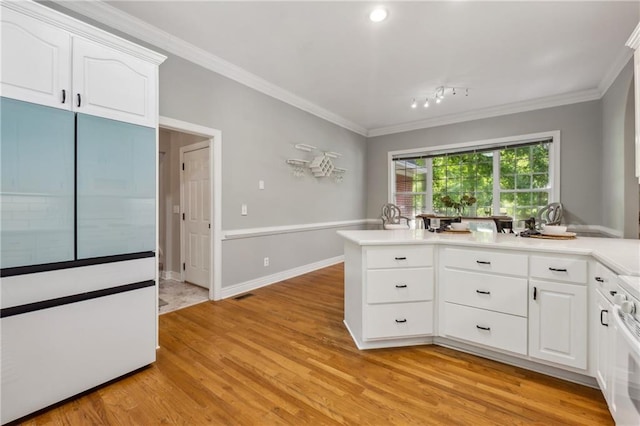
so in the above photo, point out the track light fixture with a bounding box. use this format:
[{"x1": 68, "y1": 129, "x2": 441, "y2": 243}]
[{"x1": 411, "y1": 86, "x2": 469, "y2": 109}]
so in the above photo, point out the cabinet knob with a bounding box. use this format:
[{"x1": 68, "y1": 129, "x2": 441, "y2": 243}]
[
  {"x1": 621, "y1": 300, "x2": 636, "y2": 315},
  {"x1": 614, "y1": 293, "x2": 628, "y2": 305}
]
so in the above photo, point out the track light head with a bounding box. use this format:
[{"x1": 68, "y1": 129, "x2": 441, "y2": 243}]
[
  {"x1": 423, "y1": 98, "x2": 429, "y2": 108},
  {"x1": 411, "y1": 98, "x2": 417, "y2": 109}
]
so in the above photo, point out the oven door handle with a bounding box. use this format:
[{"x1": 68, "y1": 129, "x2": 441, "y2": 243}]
[{"x1": 613, "y1": 306, "x2": 640, "y2": 352}]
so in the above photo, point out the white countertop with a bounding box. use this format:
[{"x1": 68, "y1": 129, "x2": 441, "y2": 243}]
[{"x1": 337, "y1": 229, "x2": 640, "y2": 277}]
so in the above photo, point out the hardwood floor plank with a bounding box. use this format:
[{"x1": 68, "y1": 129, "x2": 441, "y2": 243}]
[{"x1": 18, "y1": 263, "x2": 612, "y2": 425}]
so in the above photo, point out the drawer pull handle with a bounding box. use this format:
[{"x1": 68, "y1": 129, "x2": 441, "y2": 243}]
[
  {"x1": 595, "y1": 277, "x2": 605, "y2": 283},
  {"x1": 548, "y1": 267, "x2": 567, "y2": 272},
  {"x1": 394, "y1": 257, "x2": 407, "y2": 260},
  {"x1": 61, "y1": 89, "x2": 66, "y2": 104},
  {"x1": 476, "y1": 325, "x2": 491, "y2": 331},
  {"x1": 533, "y1": 286, "x2": 537, "y2": 300},
  {"x1": 476, "y1": 260, "x2": 491, "y2": 265},
  {"x1": 476, "y1": 290, "x2": 491, "y2": 295},
  {"x1": 395, "y1": 284, "x2": 408, "y2": 288},
  {"x1": 77, "y1": 93, "x2": 82, "y2": 107},
  {"x1": 610, "y1": 290, "x2": 617, "y2": 297},
  {"x1": 600, "y1": 309, "x2": 608, "y2": 327},
  {"x1": 395, "y1": 319, "x2": 407, "y2": 323}
]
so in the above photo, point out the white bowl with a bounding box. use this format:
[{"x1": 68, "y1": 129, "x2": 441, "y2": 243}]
[
  {"x1": 542, "y1": 225, "x2": 567, "y2": 235},
  {"x1": 450, "y1": 222, "x2": 469, "y2": 231}
]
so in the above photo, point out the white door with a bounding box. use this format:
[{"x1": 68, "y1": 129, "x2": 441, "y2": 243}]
[
  {"x1": 183, "y1": 146, "x2": 210, "y2": 288},
  {"x1": 528, "y1": 279, "x2": 587, "y2": 369}
]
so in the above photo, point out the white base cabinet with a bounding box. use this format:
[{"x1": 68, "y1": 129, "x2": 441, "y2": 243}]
[
  {"x1": 528, "y1": 279, "x2": 587, "y2": 369},
  {"x1": 344, "y1": 242, "x2": 434, "y2": 348}
]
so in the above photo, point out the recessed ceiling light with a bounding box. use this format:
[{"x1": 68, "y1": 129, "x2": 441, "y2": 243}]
[{"x1": 369, "y1": 7, "x2": 388, "y2": 23}]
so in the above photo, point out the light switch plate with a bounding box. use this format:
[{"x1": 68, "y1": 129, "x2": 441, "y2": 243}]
[
  {"x1": 259, "y1": 180, "x2": 265, "y2": 190},
  {"x1": 173, "y1": 205, "x2": 180, "y2": 214},
  {"x1": 241, "y1": 204, "x2": 247, "y2": 215}
]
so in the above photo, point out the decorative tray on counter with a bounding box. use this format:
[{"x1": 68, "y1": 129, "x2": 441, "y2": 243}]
[{"x1": 529, "y1": 232, "x2": 577, "y2": 240}]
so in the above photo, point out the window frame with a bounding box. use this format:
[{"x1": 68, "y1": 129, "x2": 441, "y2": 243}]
[{"x1": 388, "y1": 131, "x2": 561, "y2": 216}]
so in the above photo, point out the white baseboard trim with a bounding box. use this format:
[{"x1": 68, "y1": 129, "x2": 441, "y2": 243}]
[
  {"x1": 567, "y1": 224, "x2": 622, "y2": 238},
  {"x1": 220, "y1": 255, "x2": 344, "y2": 299},
  {"x1": 160, "y1": 270, "x2": 182, "y2": 281}
]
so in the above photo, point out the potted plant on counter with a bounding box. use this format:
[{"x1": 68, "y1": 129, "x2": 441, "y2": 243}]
[{"x1": 441, "y1": 194, "x2": 477, "y2": 216}]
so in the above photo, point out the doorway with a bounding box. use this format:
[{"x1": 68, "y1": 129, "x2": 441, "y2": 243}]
[{"x1": 158, "y1": 117, "x2": 222, "y2": 302}]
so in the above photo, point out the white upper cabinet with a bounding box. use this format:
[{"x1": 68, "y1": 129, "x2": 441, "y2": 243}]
[
  {"x1": 72, "y1": 37, "x2": 158, "y2": 128},
  {"x1": 0, "y1": 7, "x2": 71, "y2": 109},
  {"x1": 0, "y1": 1, "x2": 165, "y2": 127}
]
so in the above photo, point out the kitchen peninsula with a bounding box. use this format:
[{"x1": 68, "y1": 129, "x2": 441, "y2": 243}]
[{"x1": 338, "y1": 229, "x2": 640, "y2": 384}]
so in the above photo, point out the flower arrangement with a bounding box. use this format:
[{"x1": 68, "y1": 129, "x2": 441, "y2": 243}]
[{"x1": 440, "y1": 194, "x2": 477, "y2": 216}]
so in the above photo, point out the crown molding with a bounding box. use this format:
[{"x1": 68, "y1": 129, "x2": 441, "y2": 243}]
[
  {"x1": 49, "y1": 0, "x2": 368, "y2": 137},
  {"x1": 626, "y1": 22, "x2": 640, "y2": 50},
  {"x1": 367, "y1": 89, "x2": 602, "y2": 137}
]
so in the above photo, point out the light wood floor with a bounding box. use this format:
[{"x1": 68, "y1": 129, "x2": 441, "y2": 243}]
[{"x1": 21, "y1": 263, "x2": 612, "y2": 425}]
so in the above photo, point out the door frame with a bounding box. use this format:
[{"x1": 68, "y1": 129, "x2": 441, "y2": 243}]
[
  {"x1": 179, "y1": 140, "x2": 210, "y2": 288},
  {"x1": 159, "y1": 116, "x2": 222, "y2": 301}
]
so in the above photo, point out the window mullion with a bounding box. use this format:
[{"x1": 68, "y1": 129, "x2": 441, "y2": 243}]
[
  {"x1": 426, "y1": 157, "x2": 433, "y2": 213},
  {"x1": 492, "y1": 150, "x2": 501, "y2": 215}
]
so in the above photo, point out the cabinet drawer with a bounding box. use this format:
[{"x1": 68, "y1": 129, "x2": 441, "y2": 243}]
[
  {"x1": 444, "y1": 303, "x2": 527, "y2": 355},
  {"x1": 530, "y1": 256, "x2": 587, "y2": 284},
  {"x1": 443, "y1": 269, "x2": 527, "y2": 316},
  {"x1": 364, "y1": 301, "x2": 433, "y2": 340},
  {"x1": 366, "y1": 245, "x2": 433, "y2": 269},
  {"x1": 367, "y1": 267, "x2": 433, "y2": 304},
  {"x1": 441, "y1": 247, "x2": 527, "y2": 277},
  {"x1": 593, "y1": 262, "x2": 618, "y2": 295}
]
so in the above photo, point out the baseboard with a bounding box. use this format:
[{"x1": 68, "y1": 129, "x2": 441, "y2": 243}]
[
  {"x1": 220, "y1": 255, "x2": 344, "y2": 299},
  {"x1": 159, "y1": 270, "x2": 182, "y2": 281}
]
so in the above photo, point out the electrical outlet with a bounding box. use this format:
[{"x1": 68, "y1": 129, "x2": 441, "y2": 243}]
[
  {"x1": 259, "y1": 180, "x2": 265, "y2": 190},
  {"x1": 263, "y1": 257, "x2": 269, "y2": 267},
  {"x1": 241, "y1": 204, "x2": 247, "y2": 215}
]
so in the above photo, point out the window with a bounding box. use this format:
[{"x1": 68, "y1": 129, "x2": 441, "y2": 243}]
[{"x1": 390, "y1": 132, "x2": 558, "y2": 221}]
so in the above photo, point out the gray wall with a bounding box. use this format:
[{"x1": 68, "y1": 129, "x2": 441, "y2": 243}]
[
  {"x1": 602, "y1": 59, "x2": 638, "y2": 238},
  {"x1": 366, "y1": 101, "x2": 603, "y2": 226},
  {"x1": 158, "y1": 56, "x2": 368, "y2": 288}
]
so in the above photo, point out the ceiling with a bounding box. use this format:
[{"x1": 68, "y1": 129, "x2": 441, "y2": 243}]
[{"x1": 57, "y1": 1, "x2": 639, "y2": 136}]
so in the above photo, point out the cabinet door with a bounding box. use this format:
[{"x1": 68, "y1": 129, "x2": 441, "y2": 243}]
[
  {"x1": 76, "y1": 114, "x2": 156, "y2": 259},
  {"x1": 0, "y1": 6, "x2": 71, "y2": 109},
  {"x1": 529, "y1": 280, "x2": 587, "y2": 369},
  {"x1": 594, "y1": 290, "x2": 613, "y2": 401},
  {"x1": 72, "y1": 37, "x2": 157, "y2": 127},
  {"x1": 0, "y1": 97, "x2": 74, "y2": 269}
]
